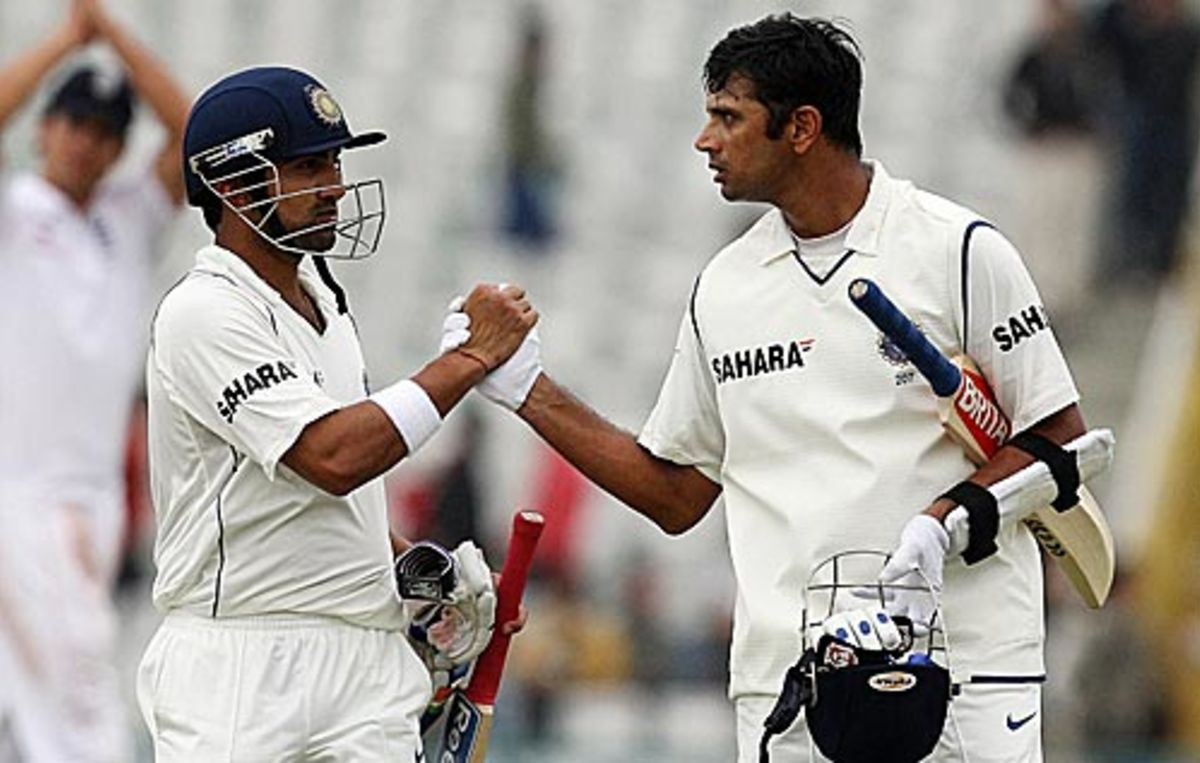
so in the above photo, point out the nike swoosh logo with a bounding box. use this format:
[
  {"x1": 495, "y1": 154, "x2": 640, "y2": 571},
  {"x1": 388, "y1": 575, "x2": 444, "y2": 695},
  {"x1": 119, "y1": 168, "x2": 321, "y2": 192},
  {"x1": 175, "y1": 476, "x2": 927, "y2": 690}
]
[{"x1": 1006, "y1": 711, "x2": 1037, "y2": 731}]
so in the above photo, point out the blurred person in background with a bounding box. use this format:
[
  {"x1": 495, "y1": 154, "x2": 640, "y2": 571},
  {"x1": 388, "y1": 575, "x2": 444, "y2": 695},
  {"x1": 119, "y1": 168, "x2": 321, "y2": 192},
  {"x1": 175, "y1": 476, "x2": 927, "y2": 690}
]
[
  {"x1": 1073, "y1": 567, "x2": 1169, "y2": 761},
  {"x1": 0, "y1": 0, "x2": 188, "y2": 760},
  {"x1": 500, "y1": 5, "x2": 560, "y2": 253},
  {"x1": 447, "y1": 13, "x2": 1096, "y2": 762},
  {"x1": 1090, "y1": 0, "x2": 1200, "y2": 286},
  {"x1": 1002, "y1": 0, "x2": 1104, "y2": 323}
]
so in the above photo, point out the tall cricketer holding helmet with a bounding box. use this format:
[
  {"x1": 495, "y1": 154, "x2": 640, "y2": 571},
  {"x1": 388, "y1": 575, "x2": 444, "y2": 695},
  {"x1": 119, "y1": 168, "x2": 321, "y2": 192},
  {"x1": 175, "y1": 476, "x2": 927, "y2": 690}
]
[
  {"x1": 454, "y1": 13, "x2": 1114, "y2": 762},
  {"x1": 137, "y1": 66, "x2": 534, "y2": 761}
]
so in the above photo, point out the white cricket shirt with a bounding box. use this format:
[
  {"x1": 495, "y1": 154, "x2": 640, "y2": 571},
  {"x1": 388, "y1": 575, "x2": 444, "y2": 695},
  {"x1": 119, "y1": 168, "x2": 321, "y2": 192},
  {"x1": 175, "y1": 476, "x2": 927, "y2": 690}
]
[
  {"x1": 640, "y1": 162, "x2": 1079, "y2": 698},
  {"x1": 0, "y1": 170, "x2": 170, "y2": 499},
  {"x1": 146, "y1": 245, "x2": 403, "y2": 630}
]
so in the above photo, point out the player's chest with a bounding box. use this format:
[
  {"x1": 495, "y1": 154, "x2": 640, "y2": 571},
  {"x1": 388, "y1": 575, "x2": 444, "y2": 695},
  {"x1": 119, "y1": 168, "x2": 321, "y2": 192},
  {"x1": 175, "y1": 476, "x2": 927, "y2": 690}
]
[
  {"x1": 697, "y1": 256, "x2": 958, "y2": 419},
  {"x1": 273, "y1": 314, "x2": 368, "y2": 403}
]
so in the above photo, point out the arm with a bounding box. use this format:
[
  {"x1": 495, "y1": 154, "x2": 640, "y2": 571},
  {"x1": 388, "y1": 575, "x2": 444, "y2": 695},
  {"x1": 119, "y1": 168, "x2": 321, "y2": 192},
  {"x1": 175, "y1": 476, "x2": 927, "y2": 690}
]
[
  {"x1": 86, "y1": 0, "x2": 189, "y2": 203},
  {"x1": 517, "y1": 374, "x2": 722, "y2": 534},
  {"x1": 0, "y1": 3, "x2": 92, "y2": 139},
  {"x1": 924, "y1": 402, "x2": 1086, "y2": 521},
  {"x1": 282, "y1": 351, "x2": 486, "y2": 497},
  {"x1": 283, "y1": 283, "x2": 535, "y2": 496}
]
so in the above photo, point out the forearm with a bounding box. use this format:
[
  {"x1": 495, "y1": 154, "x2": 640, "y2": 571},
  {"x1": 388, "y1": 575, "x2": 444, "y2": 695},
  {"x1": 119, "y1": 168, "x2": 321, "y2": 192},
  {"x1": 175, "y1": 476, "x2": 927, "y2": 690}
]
[
  {"x1": 925, "y1": 403, "x2": 1087, "y2": 521},
  {"x1": 412, "y1": 350, "x2": 488, "y2": 417},
  {"x1": 283, "y1": 400, "x2": 407, "y2": 496},
  {"x1": 93, "y1": 8, "x2": 188, "y2": 137},
  {"x1": 0, "y1": 27, "x2": 78, "y2": 133},
  {"x1": 284, "y1": 351, "x2": 485, "y2": 495},
  {"x1": 517, "y1": 374, "x2": 720, "y2": 534}
]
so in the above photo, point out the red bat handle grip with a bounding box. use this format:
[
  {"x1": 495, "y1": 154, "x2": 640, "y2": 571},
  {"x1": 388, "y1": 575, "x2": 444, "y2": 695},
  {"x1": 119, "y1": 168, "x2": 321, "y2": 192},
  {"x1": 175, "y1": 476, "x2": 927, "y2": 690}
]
[{"x1": 463, "y1": 511, "x2": 544, "y2": 706}]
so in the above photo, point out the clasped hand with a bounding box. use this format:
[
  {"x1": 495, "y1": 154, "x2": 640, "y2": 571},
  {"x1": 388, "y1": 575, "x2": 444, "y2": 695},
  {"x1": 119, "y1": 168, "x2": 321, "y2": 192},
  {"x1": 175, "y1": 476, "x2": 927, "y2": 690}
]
[{"x1": 441, "y1": 285, "x2": 542, "y2": 410}]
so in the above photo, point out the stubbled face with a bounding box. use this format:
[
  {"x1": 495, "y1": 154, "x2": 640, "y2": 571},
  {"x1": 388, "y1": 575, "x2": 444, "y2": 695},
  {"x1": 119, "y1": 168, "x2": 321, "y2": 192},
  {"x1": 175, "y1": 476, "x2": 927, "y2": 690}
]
[
  {"x1": 694, "y1": 74, "x2": 794, "y2": 204},
  {"x1": 39, "y1": 114, "x2": 123, "y2": 205},
  {"x1": 270, "y1": 150, "x2": 346, "y2": 252}
]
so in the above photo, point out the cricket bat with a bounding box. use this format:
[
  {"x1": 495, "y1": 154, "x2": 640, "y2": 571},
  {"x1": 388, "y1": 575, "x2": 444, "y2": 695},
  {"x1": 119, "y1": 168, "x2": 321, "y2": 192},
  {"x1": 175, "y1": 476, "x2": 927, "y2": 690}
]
[
  {"x1": 436, "y1": 510, "x2": 544, "y2": 762},
  {"x1": 848, "y1": 278, "x2": 1115, "y2": 608}
]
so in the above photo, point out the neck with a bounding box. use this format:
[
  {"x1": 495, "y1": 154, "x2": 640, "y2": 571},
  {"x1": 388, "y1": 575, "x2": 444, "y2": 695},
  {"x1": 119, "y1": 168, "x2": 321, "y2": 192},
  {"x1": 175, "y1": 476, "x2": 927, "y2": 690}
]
[
  {"x1": 778, "y1": 154, "x2": 871, "y2": 239},
  {"x1": 43, "y1": 172, "x2": 96, "y2": 209},
  {"x1": 216, "y1": 223, "x2": 304, "y2": 299}
]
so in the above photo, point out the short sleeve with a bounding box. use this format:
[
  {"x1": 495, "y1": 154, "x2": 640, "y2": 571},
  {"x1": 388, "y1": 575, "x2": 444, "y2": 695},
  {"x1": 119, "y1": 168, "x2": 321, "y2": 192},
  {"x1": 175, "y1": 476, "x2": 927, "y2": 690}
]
[
  {"x1": 638, "y1": 303, "x2": 725, "y2": 482},
  {"x1": 963, "y1": 226, "x2": 1080, "y2": 433},
  {"x1": 150, "y1": 279, "x2": 340, "y2": 478}
]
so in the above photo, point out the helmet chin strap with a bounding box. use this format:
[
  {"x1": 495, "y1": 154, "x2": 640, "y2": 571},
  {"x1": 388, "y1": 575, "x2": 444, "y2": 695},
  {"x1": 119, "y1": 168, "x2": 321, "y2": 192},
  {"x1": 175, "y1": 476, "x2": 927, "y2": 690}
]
[{"x1": 312, "y1": 256, "x2": 349, "y2": 315}]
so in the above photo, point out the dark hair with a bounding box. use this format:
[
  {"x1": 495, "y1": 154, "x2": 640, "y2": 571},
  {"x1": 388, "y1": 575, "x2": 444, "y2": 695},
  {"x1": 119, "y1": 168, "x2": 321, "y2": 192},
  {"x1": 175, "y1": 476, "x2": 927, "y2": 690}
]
[
  {"x1": 200, "y1": 193, "x2": 223, "y2": 233},
  {"x1": 704, "y1": 14, "x2": 864, "y2": 155},
  {"x1": 44, "y1": 67, "x2": 136, "y2": 140}
]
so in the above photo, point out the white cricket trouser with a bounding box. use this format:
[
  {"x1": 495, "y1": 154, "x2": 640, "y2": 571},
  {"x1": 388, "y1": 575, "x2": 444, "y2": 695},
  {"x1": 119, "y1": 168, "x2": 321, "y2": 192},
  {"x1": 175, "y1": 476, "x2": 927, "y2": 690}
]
[
  {"x1": 137, "y1": 611, "x2": 432, "y2": 762},
  {"x1": 0, "y1": 488, "x2": 127, "y2": 763},
  {"x1": 738, "y1": 681, "x2": 1043, "y2": 762}
]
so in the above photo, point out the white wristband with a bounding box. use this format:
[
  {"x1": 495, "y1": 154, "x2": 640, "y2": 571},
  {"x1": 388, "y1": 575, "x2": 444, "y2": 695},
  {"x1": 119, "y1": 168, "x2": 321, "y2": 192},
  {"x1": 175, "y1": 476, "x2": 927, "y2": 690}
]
[{"x1": 370, "y1": 379, "x2": 442, "y2": 454}]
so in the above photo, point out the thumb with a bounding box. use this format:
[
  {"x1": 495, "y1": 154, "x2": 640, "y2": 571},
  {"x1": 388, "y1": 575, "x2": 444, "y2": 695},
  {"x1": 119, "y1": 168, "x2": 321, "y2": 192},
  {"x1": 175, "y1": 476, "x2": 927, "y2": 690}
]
[{"x1": 879, "y1": 550, "x2": 916, "y2": 585}]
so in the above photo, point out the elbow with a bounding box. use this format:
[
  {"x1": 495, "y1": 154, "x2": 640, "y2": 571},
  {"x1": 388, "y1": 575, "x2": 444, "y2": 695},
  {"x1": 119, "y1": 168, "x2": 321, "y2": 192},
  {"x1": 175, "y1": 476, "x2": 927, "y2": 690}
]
[
  {"x1": 657, "y1": 518, "x2": 694, "y2": 536},
  {"x1": 287, "y1": 446, "x2": 367, "y2": 497},
  {"x1": 312, "y1": 457, "x2": 367, "y2": 497},
  {"x1": 321, "y1": 477, "x2": 359, "y2": 498},
  {"x1": 650, "y1": 499, "x2": 706, "y2": 536}
]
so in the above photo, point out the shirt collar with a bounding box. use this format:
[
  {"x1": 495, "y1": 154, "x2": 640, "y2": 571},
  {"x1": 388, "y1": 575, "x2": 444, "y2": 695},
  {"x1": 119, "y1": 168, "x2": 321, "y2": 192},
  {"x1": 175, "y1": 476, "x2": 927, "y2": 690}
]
[
  {"x1": 15, "y1": 172, "x2": 87, "y2": 219},
  {"x1": 193, "y1": 245, "x2": 336, "y2": 314},
  {"x1": 758, "y1": 159, "x2": 895, "y2": 266}
]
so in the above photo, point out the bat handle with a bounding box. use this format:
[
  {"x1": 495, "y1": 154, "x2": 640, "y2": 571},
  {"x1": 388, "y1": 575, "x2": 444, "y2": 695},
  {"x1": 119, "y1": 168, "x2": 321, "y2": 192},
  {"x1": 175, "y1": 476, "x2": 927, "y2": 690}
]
[
  {"x1": 464, "y1": 510, "x2": 544, "y2": 706},
  {"x1": 848, "y1": 279, "x2": 962, "y2": 397}
]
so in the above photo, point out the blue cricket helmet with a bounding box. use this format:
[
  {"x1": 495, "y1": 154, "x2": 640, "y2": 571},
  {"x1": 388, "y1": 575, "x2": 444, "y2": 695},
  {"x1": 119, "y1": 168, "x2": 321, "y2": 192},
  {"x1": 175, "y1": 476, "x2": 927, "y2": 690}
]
[{"x1": 183, "y1": 66, "x2": 385, "y2": 206}]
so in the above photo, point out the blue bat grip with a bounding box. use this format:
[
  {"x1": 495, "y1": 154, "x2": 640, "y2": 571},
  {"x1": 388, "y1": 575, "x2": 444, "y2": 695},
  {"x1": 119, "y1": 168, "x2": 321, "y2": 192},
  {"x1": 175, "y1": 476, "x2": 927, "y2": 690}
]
[{"x1": 848, "y1": 279, "x2": 962, "y2": 397}]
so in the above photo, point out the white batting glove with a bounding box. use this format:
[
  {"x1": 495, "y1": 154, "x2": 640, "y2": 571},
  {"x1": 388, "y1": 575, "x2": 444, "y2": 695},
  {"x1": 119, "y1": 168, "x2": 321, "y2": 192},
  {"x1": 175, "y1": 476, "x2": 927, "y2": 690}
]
[
  {"x1": 406, "y1": 541, "x2": 497, "y2": 672},
  {"x1": 821, "y1": 607, "x2": 904, "y2": 652},
  {"x1": 440, "y1": 295, "x2": 471, "y2": 355},
  {"x1": 439, "y1": 295, "x2": 543, "y2": 411},
  {"x1": 854, "y1": 514, "x2": 949, "y2": 635},
  {"x1": 479, "y1": 326, "x2": 542, "y2": 411}
]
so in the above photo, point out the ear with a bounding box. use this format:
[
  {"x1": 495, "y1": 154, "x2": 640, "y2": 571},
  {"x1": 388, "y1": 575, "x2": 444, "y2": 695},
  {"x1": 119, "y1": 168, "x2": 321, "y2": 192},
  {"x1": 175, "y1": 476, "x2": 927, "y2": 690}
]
[
  {"x1": 212, "y1": 179, "x2": 237, "y2": 203},
  {"x1": 787, "y1": 105, "x2": 823, "y2": 155},
  {"x1": 213, "y1": 179, "x2": 256, "y2": 218}
]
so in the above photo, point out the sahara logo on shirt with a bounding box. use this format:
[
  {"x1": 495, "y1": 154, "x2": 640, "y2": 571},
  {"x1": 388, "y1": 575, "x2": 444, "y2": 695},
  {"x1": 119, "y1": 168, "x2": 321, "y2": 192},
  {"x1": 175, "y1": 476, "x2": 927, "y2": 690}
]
[
  {"x1": 216, "y1": 361, "x2": 299, "y2": 423},
  {"x1": 992, "y1": 304, "x2": 1050, "y2": 352},
  {"x1": 711, "y1": 338, "x2": 813, "y2": 384}
]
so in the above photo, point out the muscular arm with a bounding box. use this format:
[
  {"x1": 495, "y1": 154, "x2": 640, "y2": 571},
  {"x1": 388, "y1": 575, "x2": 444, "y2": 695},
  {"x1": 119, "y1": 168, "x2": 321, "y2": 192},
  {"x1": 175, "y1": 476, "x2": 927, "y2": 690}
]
[
  {"x1": 925, "y1": 402, "x2": 1087, "y2": 520},
  {"x1": 282, "y1": 351, "x2": 486, "y2": 497},
  {"x1": 0, "y1": 7, "x2": 90, "y2": 142},
  {"x1": 89, "y1": 0, "x2": 189, "y2": 203},
  {"x1": 517, "y1": 374, "x2": 722, "y2": 534},
  {"x1": 282, "y1": 282, "x2": 536, "y2": 496}
]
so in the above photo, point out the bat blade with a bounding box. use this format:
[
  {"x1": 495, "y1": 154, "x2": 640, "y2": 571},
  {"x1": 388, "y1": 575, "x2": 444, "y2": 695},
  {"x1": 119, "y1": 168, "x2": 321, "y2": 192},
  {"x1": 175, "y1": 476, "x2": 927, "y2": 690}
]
[
  {"x1": 848, "y1": 278, "x2": 1115, "y2": 608},
  {"x1": 437, "y1": 511, "x2": 544, "y2": 762},
  {"x1": 437, "y1": 693, "x2": 492, "y2": 763}
]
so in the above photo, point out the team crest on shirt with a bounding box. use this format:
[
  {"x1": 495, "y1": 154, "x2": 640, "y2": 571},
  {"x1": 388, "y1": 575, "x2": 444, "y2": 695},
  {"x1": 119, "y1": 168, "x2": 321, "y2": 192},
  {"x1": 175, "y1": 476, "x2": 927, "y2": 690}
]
[
  {"x1": 875, "y1": 331, "x2": 918, "y2": 386},
  {"x1": 215, "y1": 360, "x2": 299, "y2": 423},
  {"x1": 711, "y1": 338, "x2": 814, "y2": 385},
  {"x1": 876, "y1": 332, "x2": 910, "y2": 367}
]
